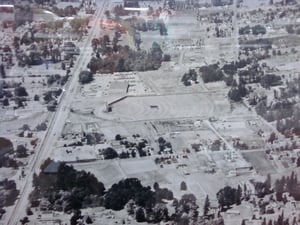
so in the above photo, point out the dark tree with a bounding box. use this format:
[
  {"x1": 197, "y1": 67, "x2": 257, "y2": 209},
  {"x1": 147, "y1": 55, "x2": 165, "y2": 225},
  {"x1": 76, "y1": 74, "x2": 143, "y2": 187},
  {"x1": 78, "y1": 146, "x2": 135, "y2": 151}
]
[
  {"x1": 34, "y1": 94, "x2": 39, "y2": 101},
  {"x1": 153, "y1": 182, "x2": 159, "y2": 191},
  {"x1": 14, "y1": 86, "x2": 28, "y2": 97},
  {"x1": 3, "y1": 98, "x2": 9, "y2": 106},
  {"x1": 136, "y1": 207, "x2": 146, "y2": 222},
  {"x1": 297, "y1": 157, "x2": 300, "y2": 167},
  {"x1": 274, "y1": 178, "x2": 284, "y2": 201},
  {"x1": 36, "y1": 122, "x2": 47, "y2": 131},
  {"x1": 103, "y1": 147, "x2": 118, "y2": 160},
  {"x1": 180, "y1": 181, "x2": 187, "y2": 191},
  {"x1": 265, "y1": 174, "x2": 272, "y2": 190},
  {"x1": 79, "y1": 71, "x2": 93, "y2": 84},
  {"x1": 203, "y1": 195, "x2": 210, "y2": 216},
  {"x1": 0, "y1": 64, "x2": 5, "y2": 78},
  {"x1": 115, "y1": 134, "x2": 122, "y2": 141},
  {"x1": 86, "y1": 216, "x2": 93, "y2": 224},
  {"x1": 104, "y1": 178, "x2": 155, "y2": 210},
  {"x1": 216, "y1": 186, "x2": 237, "y2": 210},
  {"x1": 16, "y1": 145, "x2": 28, "y2": 158}
]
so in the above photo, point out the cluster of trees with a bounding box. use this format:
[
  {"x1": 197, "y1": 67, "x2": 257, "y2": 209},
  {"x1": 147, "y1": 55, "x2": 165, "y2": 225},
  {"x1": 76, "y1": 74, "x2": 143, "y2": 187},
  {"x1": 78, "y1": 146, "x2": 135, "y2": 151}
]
[
  {"x1": 181, "y1": 69, "x2": 198, "y2": 86},
  {"x1": 84, "y1": 132, "x2": 104, "y2": 145},
  {"x1": 70, "y1": 210, "x2": 93, "y2": 225},
  {"x1": 89, "y1": 36, "x2": 165, "y2": 73},
  {"x1": 113, "y1": 4, "x2": 129, "y2": 17},
  {"x1": 255, "y1": 98, "x2": 296, "y2": 123},
  {"x1": 238, "y1": 63, "x2": 262, "y2": 84},
  {"x1": 154, "y1": 156, "x2": 177, "y2": 165},
  {"x1": 31, "y1": 160, "x2": 226, "y2": 224},
  {"x1": 43, "y1": 89, "x2": 62, "y2": 104},
  {"x1": 79, "y1": 71, "x2": 93, "y2": 84},
  {"x1": 104, "y1": 179, "x2": 174, "y2": 223},
  {"x1": 257, "y1": 212, "x2": 299, "y2": 225},
  {"x1": 228, "y1": 83, "x2": 248, "y2": 102},
  {"x1": 274, "y1": 171, "x2": 299, "y2": 201},
  {"x1": 0, "y1": 83, "x2": 32, "y2": 108},
  {"x1": 211, "y1": 0, "x2": 233, "y2": 6},
  {"x1": 216, "y1": 185, "x2": 243, "y2": 211},
  {"x1": 0, "y1": 156, "x2": 20, "y2": 169},
  {"x1": 0, "y1": 64, "x2": 6, "y2": 78},
  {"x1": 31, "y1": 161, "x2": 105, "y2": 212},
  {"x1": 15, "y1": 145, "x2": 28, "y2": 158},
  {"x1": 15, "y1": 6, "x2": 33, "y2": 26},
  {"x1": 47, "y1": 74, "x2": 69, "y2": 86},
  {"x1": 0, "y1": 179, "x2": 19, "y2": 208},
  {"x1": 200, "y1": 64, "x2": 224, "y2": 83},
  {"x1": 102, "y1": 147, "x2": 118, "y2": 160},
  {"x1": 36, "y1": 122, "x2": 47, "y2": 131},
  {"x1": 240, "y1": 38, "x2": 272, "y2": 51},
  {"x1": 286, "y1": 24, "x2": 300, "y2": 35},
  {"x1": 157, "y1": 137, "x2": 173, "y2": 154},
  {"x1": 50, "y1": 5, "x2": 79, "y2": 17},
  {"x1": 69, "y1": 18, "x2": 89, "y2": 34},
  {"x1": 276, "y1": 111, "x2": 300, "y2": 137},
  {"x1": 239, "y1": 25, "x2": 267, "y2": 35},
  {"x1": 254, "y1": 174, "x2": 273, "y2": 198},
  {"x1": 118, "y1": 137, "x2": 151, "y2": 158},
  {"x1": 260, "y1": 74, "x2": 282, "y2": 88},
  {"x1": 104, "y1": 178, "x2": 156, "y2": 210},
  {"x1": 132, "y1": 17, "x2": 159, "y2": 32}
]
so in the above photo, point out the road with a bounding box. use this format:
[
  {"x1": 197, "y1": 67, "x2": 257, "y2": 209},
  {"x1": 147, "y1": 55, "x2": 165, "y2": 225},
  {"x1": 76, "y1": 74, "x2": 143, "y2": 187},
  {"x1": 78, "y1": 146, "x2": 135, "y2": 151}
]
[{"x1": 5, "y1": 1, "x2": 110, "y2": 224}]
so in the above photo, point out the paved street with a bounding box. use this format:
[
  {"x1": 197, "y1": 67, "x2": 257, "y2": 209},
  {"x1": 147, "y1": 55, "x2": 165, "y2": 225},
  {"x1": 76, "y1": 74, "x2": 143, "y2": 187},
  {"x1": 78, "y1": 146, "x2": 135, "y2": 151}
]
[{"x1": 4, "y1": 1, "x2": 110, "y2": 224}]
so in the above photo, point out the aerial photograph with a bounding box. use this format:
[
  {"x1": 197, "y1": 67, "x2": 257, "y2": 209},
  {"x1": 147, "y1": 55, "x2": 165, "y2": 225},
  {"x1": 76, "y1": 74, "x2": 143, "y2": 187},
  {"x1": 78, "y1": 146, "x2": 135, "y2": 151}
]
[{"x1": 0, "y1": 0, "x2": 300, "y2": 224}]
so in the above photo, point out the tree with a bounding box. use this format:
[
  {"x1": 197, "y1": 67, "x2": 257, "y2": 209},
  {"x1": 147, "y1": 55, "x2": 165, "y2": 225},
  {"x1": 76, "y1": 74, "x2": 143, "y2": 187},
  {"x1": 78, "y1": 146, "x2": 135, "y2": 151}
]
[
  {"x1": 265, "y1": 174, "x2": 272, "y2": 190},
  {"x1": 3, "y1": 98, "x2": 9, "y2": 106},
  {"x1": 104, "y1": 178, "x2": 155, "y2": 210},
  {"x1": 14, "y1": 86, "x2": 28, "y2": 97},
  {"x1": 297, "y1": 157, "x2": 300, "y2": 167},
  {"x1": 22, "y1": 124, "x2": 30, "y2": 131},
  {"x1": 274, "y1": 179, "x2": 284, "y2": 201},
  {"x1": 16, "y1": 145, "x2": 28, "y2": 158},
  {"x1": 203, "y1": 195, "x2": 210, "y2": 216},
  {"x1": 36, "y1": 122, "x2": 47, "y2": 131},
  {"x1": 217, "y1": 186, "x2": 236, "y2": 210},
  {"x1": 103, "y1": 147, "x2": 118, "y2": 159},
  {"x1": 34, "y1": 94, "x2": 39, "y2": 101},
  {"x1": 79, "y1": 71, "x2": 93, "y2": 84},
  {"x1": 154, "y1": 182, "x2": 160, "y2": 191},
  {"x1": 180, "y1": 181, "x2": 187, "y2": 191},
  {"x1": 104, "y1": 10, "x2": 110, "y2": 18},
  {"x1": 0, "y1": 64, "x2": 5, "y2": 78},
  {"x1": 85, "y1": 216, "x2": 93, "y2": 224},
  {"x1": 235, "y1": 185, "x2": 242, "y2": 205},
  {"x1": 228, "y1": 87, "x2": 242, "y2": 101},
  {"x1": 136, "y1": 207, "x2": 146, "y2": 222},
  {"x1": 115, "y1": 134, "x2": 122, "y2": 141}
]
